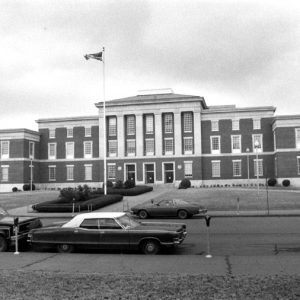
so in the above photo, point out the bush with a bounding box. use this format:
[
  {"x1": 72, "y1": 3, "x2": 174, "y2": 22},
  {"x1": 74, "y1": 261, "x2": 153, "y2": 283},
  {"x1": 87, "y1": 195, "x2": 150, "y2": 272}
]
[
  {"x1": 124, "y1": 180, "x2": 135, "y2": 189},
  {"x1": 282, "y1": 179, "x2": 290, "y2": 187},
  {"x1": 179, "y1": 179, "x2": 191, "y2": 189},
  {"x1": 106, "y1": 181, "x2": 114, "y2": 188},
  {"x1": 23, "y1": 184, "x2": 35, "y2": 191},
  {"x1": 12, "y1": 187, "x2": 18, "y2": 192},
  {"x1": 59, "y1": 185, "x2": 91, "y2": 202},
  {"x1": 114, "y1": 180, "x2": 123, "y2": 189},
  {"x1": 267, "y1": 178, "x2": 277, "y2": 186}
]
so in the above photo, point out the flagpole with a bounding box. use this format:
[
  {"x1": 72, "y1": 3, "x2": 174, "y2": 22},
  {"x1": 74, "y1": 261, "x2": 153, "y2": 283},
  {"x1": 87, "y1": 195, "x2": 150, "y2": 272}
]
[{"x1": 102, "y1": 47, "x2": 107, "y2": 195}]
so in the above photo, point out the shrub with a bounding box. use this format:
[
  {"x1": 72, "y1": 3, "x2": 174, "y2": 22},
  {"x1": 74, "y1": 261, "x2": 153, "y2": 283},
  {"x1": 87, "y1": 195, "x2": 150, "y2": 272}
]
[
  {"x1": 282, "y1": 179, "x2": 290, "y2": 187},
  {"x1": 124, "y1": 180, "x2": 135, "y2": 189},
  {"x1": 106, "y1": 181, "x2": 114, "y2": 188},
  {"x1": 179, "y1": 179, "x2": 191, "y2": 189},
  {"x1": 114, "y1": 180, "x2": 123, "y2": 189},
  {"x1": 267, "y1": 178, "x2": 277, "y2": 187},
  {"x1": 12, "y1": 187, "x2": 18, "y2": 192}
]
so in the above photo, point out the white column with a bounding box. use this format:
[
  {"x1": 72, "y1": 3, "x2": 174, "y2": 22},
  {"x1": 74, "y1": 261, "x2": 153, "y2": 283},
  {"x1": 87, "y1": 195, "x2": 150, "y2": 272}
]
[
  {"x1": 136, "y1": 113, "x2": 143, "y2": 157},
  {"x1": 174, "y1": 112, "x2": 182, "y2": 156},
  {"x1": 194, "y1": 109, "x2": 202, "y2": 155},
  {"x1": 117, "y1": 114, "x2": 124, "y2": 158},
  {"x1": 155, "y1": 113, "x2": 162, "y2": 156}
]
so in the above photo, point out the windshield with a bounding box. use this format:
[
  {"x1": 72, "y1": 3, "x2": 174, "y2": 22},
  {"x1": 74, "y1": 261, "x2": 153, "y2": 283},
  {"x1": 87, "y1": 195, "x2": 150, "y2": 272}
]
[{"x1": 117, "y1": 215, "x2": 140, "y2": 228}]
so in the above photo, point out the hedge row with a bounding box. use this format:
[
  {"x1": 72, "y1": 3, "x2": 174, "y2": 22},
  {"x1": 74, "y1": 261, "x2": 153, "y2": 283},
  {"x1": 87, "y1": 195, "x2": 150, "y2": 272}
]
[
  {"x1": 98, "y1": 185, "x2": 153, "y2": 196},
  {"x1": 32, "y1": 194, "x2": 123, "y2": 213}
]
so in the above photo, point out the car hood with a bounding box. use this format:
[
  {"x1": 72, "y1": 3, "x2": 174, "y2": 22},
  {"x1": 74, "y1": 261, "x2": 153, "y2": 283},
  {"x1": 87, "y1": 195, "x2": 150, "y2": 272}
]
[
  {"x1": 0, "y1": 215, "x2": 38, "y2": 225},
  {"x1": 132, "y1": 222, "x2": 186, "y2": 232}
]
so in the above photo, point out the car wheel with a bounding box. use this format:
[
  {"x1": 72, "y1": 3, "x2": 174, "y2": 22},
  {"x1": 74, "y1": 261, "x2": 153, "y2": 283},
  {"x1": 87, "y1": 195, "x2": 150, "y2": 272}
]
[
  {"x1": 57, "y1": 244, "x2": 74, "y2": 253},
  {"x1": 177, "y1": 210, "x2": 188, "y2": 219},
  {"x1": 0, "y1": 236, "x2": 8, "y2": 252},
  {"x1": 142, "y1": 240, "x2": 160, "y2": 255},
  {"x1": 138, "y1": 210, "x2": 148, "y2": 219}
]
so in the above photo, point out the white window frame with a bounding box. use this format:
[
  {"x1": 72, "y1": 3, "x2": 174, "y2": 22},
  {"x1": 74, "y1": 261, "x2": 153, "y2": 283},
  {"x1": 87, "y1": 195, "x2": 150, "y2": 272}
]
[
  {"x1": 145, "y1": 138, "x2": 155, "y2": 156},
  {"x1": 184, "y1": 161, "x2": 193, "y2": 178},
  {"x1": 107, "y1": 163, "x2": 116, "y2": 180},
  {"x1": 108, "y1": 117, "x2": 117, "y2": 137},
  {"x1": 232, "y1": 160, "x2": 242, "y2": 177},
  {"x1": 48, "y1": 143, "x2": 57, "y2": 160},
  {"x1": 183, "y1": 137, "x2": 193, "y2": 155},
  {"x1": 48, "y1": 165, "x2": 56, "y2": 181},
  {"x1": 84, "y1": 141, "x2": 93, "y2": 159},
  {"x1": 297, "y1": 157, "x2": 300, "y2": 175},
  {"x1": 145, "y1": 115, "x2": 154, "y2": 134},
  {"x1": 253, "y1": 118, "x2": 261, "y2": 130},
  {"x1": 183, "y1": 112, "x2": 193, "y2": 133},
  {"x1": 126, "y1": 139, "x2": 136, "y2": 156},
  {"x1": 67, "y1": 127, "x2": 73, "y2": 138},
  {"x1": 231, "y1": 135, "x2": 241, "y2": 154},
  {"x1": 49, "y1": 128, "x2": 55, "y2": 139},
  {"x1": 0, "y1": 141, "x2": 9, "y2": 159},
  {"x1": 211, "y1": 120, "x2": 219, "y2": 131},
  {"x1": 164, "y1": 138, "x2": 174, "y2": 155},
  {"x1": 1, "y1": 165, "x2": 9, "y2": 182},
  {"x1": 108, "y1": 140, "x2": 118, "y2": 157},
  {"x1": 254, "y1": 159, "x2": 263, "y2": 177},
  {"x1": 85, "y1": 126, "x2": 92, "y2": 137},
  {"x1": 84, "y1": 164, "x2": 93, "y2": 181},
  {"x1": 66, "y1": 165, "x2": 74, "y2": 181},
  {"x1": 295, "y1": 129, "x2": 300, "y2": 149},
  {"x1": 164, "y1": 113, "x2": 173, "y2": 133},
  {"x1": 29, "y1": 141, "x2": 35, "y2": 159},
  {"x1": 126, "y1": 116, "x2": 135, "y2": 136},
  {"x1": 211, "y1": 160, "x2": 221, "y2": 178},
  {"x1": 210, "y1": 136, "x2": 221, "y2": 154},
  {"x1": 65, "y1": 142, "x2": 74, "y2": 159},
  {"x1": 252, "y1": 134, "x2": 263, "y2": 153},
  {"x1": 232, "y1": 119, "x2": 240, "y2": 131}
]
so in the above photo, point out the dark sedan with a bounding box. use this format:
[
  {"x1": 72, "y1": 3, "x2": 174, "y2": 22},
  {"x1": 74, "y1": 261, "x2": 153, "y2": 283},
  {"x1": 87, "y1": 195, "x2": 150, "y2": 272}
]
[
  {"x1": 27, "y1": 212, "x2": 187, "y2": 255},
  {"x1": 131, "y1": 198, "x2": 207, "y2": 219}
]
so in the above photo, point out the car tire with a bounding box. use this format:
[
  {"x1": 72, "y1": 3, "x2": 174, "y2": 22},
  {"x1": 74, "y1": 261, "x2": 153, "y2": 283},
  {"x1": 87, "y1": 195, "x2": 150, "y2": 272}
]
[
  {"x1": 142, "y1": 240, "x2": 160, "y2": 255},
  {"x1": 0, "y1": 236, "x2": 8, "y2": 252},
  {"x1": 138, "y1": 210, "x2": 148, "y2": 219},
  {"x1": 177, "y1": 209, "x2": 188, "y2": 219},
  {"x1": 57, "y1": 244, "x2": 74, "y2": 253}
]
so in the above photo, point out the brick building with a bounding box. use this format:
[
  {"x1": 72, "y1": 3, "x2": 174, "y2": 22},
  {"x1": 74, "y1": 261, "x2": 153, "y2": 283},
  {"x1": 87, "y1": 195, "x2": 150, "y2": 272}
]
[{"x1": 0, "y1": 90, "x2": 299, "y2": 192}]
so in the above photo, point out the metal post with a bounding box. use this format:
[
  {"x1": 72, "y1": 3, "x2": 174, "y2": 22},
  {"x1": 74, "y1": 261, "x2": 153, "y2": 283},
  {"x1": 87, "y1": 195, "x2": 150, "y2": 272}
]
[
  {"x1": 14, "y1": 217, "x2": 19, "y2": 255},
  {"x1": 204, "y1": 215, "x2": 212, "y2": 258},
  {"x1": 254, "y1": 141, "x2": 260, "y2": 200},
  {"x1": 102, "y1": 47, "x2": 107, "y2": 196},
  {"x1": 246, "y1": 148, "x2": 250, "y2": 182},
  {"x1": 30, "y1": 158, "x2": 33, "y2": 191}
]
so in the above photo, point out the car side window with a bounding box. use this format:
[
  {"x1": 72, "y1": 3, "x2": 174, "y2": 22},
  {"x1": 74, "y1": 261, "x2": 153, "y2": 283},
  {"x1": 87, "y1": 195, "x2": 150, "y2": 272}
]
[
  {"x1": 79, "y1": 219, "x2": 99, "y2": 229},
  {"x1": 99, "y1": 218, "x2": 122, "y2": 230},
  {"x1": 159, "y1": 200, "x2": 173, "y2": 207}
]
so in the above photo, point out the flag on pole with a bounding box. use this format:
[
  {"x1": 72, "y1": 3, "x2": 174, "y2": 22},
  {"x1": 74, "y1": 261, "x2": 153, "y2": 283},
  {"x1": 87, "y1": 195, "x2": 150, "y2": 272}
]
[{"x1": 84, "y1": 51, "x2": 103, "y2": 61}]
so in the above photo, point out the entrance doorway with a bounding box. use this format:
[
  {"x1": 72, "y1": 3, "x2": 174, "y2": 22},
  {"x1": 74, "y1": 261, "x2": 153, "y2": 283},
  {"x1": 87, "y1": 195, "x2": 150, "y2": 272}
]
[
  {"x1": 144, "y1": 163, "x2": 155, "y2": 184},
  {"x1": 125, "y1": 164, "x2": 136, "y2": 182},
  {"x1": 164, "y1": 163, "x2": 174, "y2": 183}
]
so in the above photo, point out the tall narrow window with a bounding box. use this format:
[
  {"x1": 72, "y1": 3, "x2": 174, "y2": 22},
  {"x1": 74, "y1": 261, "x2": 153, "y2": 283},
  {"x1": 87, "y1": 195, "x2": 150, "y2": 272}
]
[
  {"x1": 253, "y1": 119, "x2": 261, "y2": 130},
  {"x1": 145, "y1": 115, "x2": 154, "y2": 134},
  {"x1": 211, "y1": 120, "x2": 219, "y2": 131},
  {"x1": 183, "y1": 137, "x2": 193, "y2": 154},
  {"x1": 48, "y1": 143, "x2": 56, "y2": 159},
  {"x1": 29, "y1": 142, "x2": 35, "y2": 159},
  {"x1": 211, "y1": 161, "x2": 221, "y2": 177},
  {"x1": 145, "y1": 138, "x2": 155, "y2": 156},
  {"x1": 49, "y1": 166, "x2": 56, "y2": 181},
  {"x1": 0, "y1": 141, "x2": 9, "y2": 159},
  {"x1": 210, "y1": 136, "x2": 220, "y2": 154},
  {"x1": 84, "y1": 141, "x2": 93, "y2": 158},
  {"x1": 183, "y1": 112, "x2": 193, "y2": 133},
  {"x1": 84, "y1": 164, "x2": 92, "y2": 180},
  {"x1": 126, "y1": 139, "x2": 136, "y2": 156},
  {"x1": 184, "y1": 161, "x2": 193, "y2": 178},
  {"x1": 231, "y1": 135, "x2": 241, "y2": 153},
  {"x1": 296, "y1": 129, "x2": 300, "y2": 149},
  {"x1": 1, "y1": 166, "x2": 9, "y2": 182},
  {"x1": 126, "y1": 115, "x2": 135, "y2": 135},
  {"x1": 297, "y1": 157, "x2": 300, "y2": 175},
  {"x1": 252, "y1": 134, "x2": 263, "y2": 152},
  {"x1": 85, "y1": 127, "x2": 92, "y2": 137},
  {"x1": 233, "y1": 160, "x2": 242, "y2": 177},
  {"x1": 49, "y1": 128, "x2": 55, "y2": 139},
  {"x1": 66, "y1": 142, "x2": 74, "y2": 159},
  {"x1": 66, "y1": 165, "x2": 74, "y2": 181},
  {"x1": 164, "y1": 138, "x2": 174, "y2": 155},
  {"x1": 108, "y1": 140, "x2": 117, "y2": 157},
  {"x1": 67, "y1": 127, "x2": 73, "y2": 138},
  {"x1": 108, "y1": 117, "x2": 117, "y2": 136},
  {"x1": 164, "y1": 113, "x2": 173, "y2": 133},
  {"x1": 254, "y1": 159, "x2": 263, "y2": 176},
  {"x1": 107, "y1": 164, "x2": 116, "y2": 180},
  {"x1": 232, "y1": 120, "x2": 239, "y2": 131}
]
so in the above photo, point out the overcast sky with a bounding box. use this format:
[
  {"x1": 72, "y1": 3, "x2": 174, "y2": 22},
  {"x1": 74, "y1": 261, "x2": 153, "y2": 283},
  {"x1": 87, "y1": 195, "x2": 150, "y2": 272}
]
[{"x1": 1, "y1": 0, "x2": 299, "y2": 130}]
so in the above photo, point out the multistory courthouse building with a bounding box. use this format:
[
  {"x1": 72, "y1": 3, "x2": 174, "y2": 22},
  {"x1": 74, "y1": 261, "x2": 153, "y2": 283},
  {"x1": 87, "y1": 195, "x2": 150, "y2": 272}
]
[{"x1": 1, "y1": 89, "x2": 300, "y2": 192}]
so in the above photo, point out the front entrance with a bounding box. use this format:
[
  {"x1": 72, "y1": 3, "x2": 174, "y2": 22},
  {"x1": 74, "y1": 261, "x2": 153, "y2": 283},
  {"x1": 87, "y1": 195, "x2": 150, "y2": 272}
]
[
  {"x1": 125, "y1": 164, "x2": 136, "y2": 182},
  {"x1": 164, "y1": 163, "x2": 174, "y2": 183},
  {"x1": 144, "y1": 163, "x2": 155, "y2": 184}
]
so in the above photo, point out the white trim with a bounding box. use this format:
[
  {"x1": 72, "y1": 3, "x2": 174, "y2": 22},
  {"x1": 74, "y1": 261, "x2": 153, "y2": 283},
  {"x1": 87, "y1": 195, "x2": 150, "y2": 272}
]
[
  {"x1": 143, "y1": 162, "x2": 156, "y2": 184},
  {"x1": 210, "y1": 135, "x2": 221, "y2": 154},
  {"x1": 162, "y1": 161, "x2": 175, "y2": 183},
  {"x1": 124, "y1": 163, "x2": 137, "y2": 181},
  {"x1": 231, "y1": 135, "x2": 241, "y2": 154}
]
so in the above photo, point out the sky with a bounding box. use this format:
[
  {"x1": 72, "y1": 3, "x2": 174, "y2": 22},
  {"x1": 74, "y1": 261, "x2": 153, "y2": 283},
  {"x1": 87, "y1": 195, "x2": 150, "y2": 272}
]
[{"x1": 1, "y1": 0, "x2": 299, "y2": 131}]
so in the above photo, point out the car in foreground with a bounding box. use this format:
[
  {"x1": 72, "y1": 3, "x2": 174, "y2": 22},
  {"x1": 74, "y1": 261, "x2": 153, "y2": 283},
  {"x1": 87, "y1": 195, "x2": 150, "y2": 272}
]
[
  {"x1": 0, "y1": 207, "x2": 42, "y2": 252},
  {"x1": 27, "y1": 212, "x2": 187, "y2": 255},
  {"x1": 131, "y1": 198, "x2": 207, "y2": 219}
]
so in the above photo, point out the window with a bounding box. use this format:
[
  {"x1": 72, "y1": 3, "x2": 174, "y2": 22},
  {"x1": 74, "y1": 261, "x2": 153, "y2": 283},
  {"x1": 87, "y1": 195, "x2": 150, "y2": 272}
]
[
  {"x1": 66, "y1": 142, "x2": 74, "y2": 159},
  {"x1": 296, "y1": 129, "x2": 300, "y2": 149},
  {"x1": 183, "y1": 137, "x2": 193, "y2": 154},
  {"x1": 126, "y1": 115, "x2": 135, "y2": 136},
  {"x1": 108, "y1": 140, "x2": 117, "y2": 157},
  {"x1": 67, "y1": 127, "x2": 73, "y2": 138},
  {"x1": 183, "y1": 112, "x2": 193, "y2": 133},
  {"x1": 48, "y1": 143, "x2": 56, "y2": 159},
  {"x1": 252, "y1": 134, "x2": 263, "y2": 152},
  {"x1": 66, "y1": 165, "x2": 74, "y2": 181},
  {"x1": 49, "y1": 166, "x2": 56, "y2": 181},
  {"x1": 164, "y1": 138, "x2": 174, "y2": 155},
  {"x1": 184, "y1": 161, "x2": 193, "y2": 178},
  {"x1": 107, "y1": 164, "x2": 116, "y2": 180},
  {"x1": 85, "y1": 127, "x2": 92, "y2": 137},
  {"x1": 232, "y1": 120, "x2": 239, "y2": 131},
  {"x1": 254, "y1": 159, "x2": 263, "y2": 177},
  {"x1": 233, "y1": 160, "x2": 242, "y2": 177},
  {"x1": 85, "y1": 164, "x2": 92, "y2": 180},
  {"x1": 253, "y1": 119, "x2": 261, "y2": 130},
  {"x1": 49, "y1": 128, "x2": 55, "y2": 139},
  {"x1": 126, "y1": 139, "x2": 136, "y2": 156},
  {"x1": 99, "y1": 218, "x2": 122, "y2": 230},
  {"x1": 29, "y1": 142, "x2": 34, "y2": 159},
  {"x1": 297, "y1": 157, "x2": 300, "y2": 175},
  {"x1": 164, "y1": 113, "x2": 173, "y2": 133},
  {"x1": 145, "y1": 138, "x2": 155, "y2": 156},
  {"x1": 211, "y1": 120, "x2": 219, "y2": 131},
  {"x1": 211, "y1": 160, "x2": 220, "y2": 177},
  {"x1": 210, "y1": 136, "x2": 220, "y2": 154},
  {"x1": 1, "y1": 166, "x2": 9, "y2": 182},
  {"x1": 80, "y1": 219, "x2": 99, "y2": 229},
  {"x1": 84, "y1": 141, "x2": 93, "y2": 158},
  {"x1": 0, "y1": 141, "x2": 9, "y2": 159},
  {"x1": 108, "y1": 117, "x2": 117, "y2": 136},
  {"x1": 231, "y1": 135, "x2": 241, "y2": 153},
  {"x1": 145, "y1": 115, "x2": 154, "y2": 134}
]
